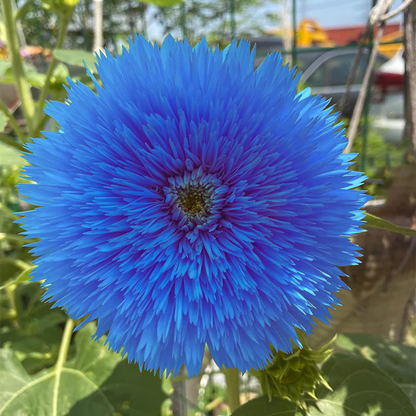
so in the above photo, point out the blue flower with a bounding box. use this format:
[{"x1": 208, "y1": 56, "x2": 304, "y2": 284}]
[{"x1": 18, "y1": 35, "x2": 369, "y2": 377}]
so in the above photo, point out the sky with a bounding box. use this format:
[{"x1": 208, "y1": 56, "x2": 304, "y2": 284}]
[
  {"x1": 147, "y1": 0, "x2": 404, "y2": 41},
  {"x1": 291, "y1": 0, "x2": 401, "y2": 28},
  {"x1": 243, "y1": 0, "x2": 403, "y2": 31}
]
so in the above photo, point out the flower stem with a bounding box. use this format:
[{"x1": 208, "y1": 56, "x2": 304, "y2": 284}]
[
  {"x1": 5, "y1": 285, "x2": 19, "y2": 327},
  {"x1": 52, "y1": 319, "x2": 74, "y2": 415},
  {"x1": 223, "y1": 367, "x2": 240, "y2": 413},
  {"x1": 55, "y1": 318, "x2": 74, "y2": 370},
  {"x1": 34, "y1": 16, "x2": 70, "y2": 133},
  {"x1": 0, "y1": 134, "x2": 23, "y2": 151},
  {"x1": 0, "y1": 0, "x2": 35, "y2": 133},
  {"x1": 0, "y1": 100, "x2": 26, "y2": 142}
]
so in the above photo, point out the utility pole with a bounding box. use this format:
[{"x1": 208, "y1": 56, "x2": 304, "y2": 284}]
[
  {"x1": 403, "y1": 0, "x2": 416, "y2": 150},
  {"x1": 93, "y1": 0, "x2": 103, "y2": 53},
  {"x1": 282, "y1": 0, "x2": 292, "y2": 62},
  {"x1": 291, "y1": 0, "x2": 297, "y2": 65}
]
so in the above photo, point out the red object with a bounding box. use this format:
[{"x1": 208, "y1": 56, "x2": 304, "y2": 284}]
[
  {"x1": 374, "y1": 71, "x2": 404, "y2": 89},
  {"x1": 324, "y1": 23, "x2": 400, "y2": 45},
  {"x1": 372, "y1": 70, "x2": 404, "y2": 102}
]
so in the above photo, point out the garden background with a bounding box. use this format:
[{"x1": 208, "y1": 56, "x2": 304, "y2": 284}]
[{"x1": 0, "y1": 0, "x2": 415, "y2": 415}]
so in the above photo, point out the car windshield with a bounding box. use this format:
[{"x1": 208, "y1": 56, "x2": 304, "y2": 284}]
[{"x1": 295, "y1": 52, "x2": 324, "y2": 72}]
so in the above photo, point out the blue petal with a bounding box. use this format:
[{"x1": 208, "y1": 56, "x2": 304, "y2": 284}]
[{"x1": 18, "y1": 34, "x2": 370, "y2": 376}]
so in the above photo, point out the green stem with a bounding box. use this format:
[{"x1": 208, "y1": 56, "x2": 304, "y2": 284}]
[
  {"x1": 5, "y1": 285, "x2": 19, "y2": 326},
  {"x1": 0, "y1": 232, "x2": 38, "y2": 244},
  {"x1": 223, "y1": 367, "x2": 240, "y2": 413},
  {"x1": 15, "y1": 0, "x2": 35, "y2": 21},
  {"x1": 52, "y1": 319, "x2": 74, "y2": 415},
  {"x1": 0, "y1": 101, "x2": 26, "y2": 142},
  {"x1": 180, "y1": 2, "x2": 186, "y2": 39},
  {"x1": 34, "y1": 114, "x2": 49, "y2": 136},
  {"x1": 55, "y1": 319, "x2": 74, "y2": 369},
  {"x1": 35, "y1": 16, "x2": 70, "y2": 132},
  {"x1": 0, "y1": 0, "x2": 35, "y2": 132},
  {"x1": 0, "y1": 134, "x2": 23, "y2": 151}
]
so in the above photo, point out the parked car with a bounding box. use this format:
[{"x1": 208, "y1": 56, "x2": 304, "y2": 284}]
[
  {"x1": 252, "y1": 42, "x2": 389, "y2": 117},
  {"x1": 301, "y1": 48, "x2": 388, "y2": 117},
  {"x1": 370, "y1": 49, "x2": 405, "y2": 145}
]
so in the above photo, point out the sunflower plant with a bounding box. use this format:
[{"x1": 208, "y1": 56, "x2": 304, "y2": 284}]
[{"x1": 1, "y1": 1, "x2": 416, "y2": 415}]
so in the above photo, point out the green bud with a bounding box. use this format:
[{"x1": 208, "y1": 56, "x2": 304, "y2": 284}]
[
  {"x1": 41, "y1": 0, "x2": 80, "y2": 21},
  {"x1": 252, "y1": 332, "x2": 336, "y2": 408}
]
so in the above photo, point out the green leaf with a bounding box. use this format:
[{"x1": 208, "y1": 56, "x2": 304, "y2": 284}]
[
  {"x1": 232, "y1": 396, "x2": 300, "y2": 416},
  {"x1": 24, "y1": 64, "x2": 47, "y2": 88},
  {"x1": 364, "y1": 213, "x2": 416, "y2": 236},
  {"x1": 3, "y1": 335, "x2": 59, "y2": 374},
  {"x1": 53, "y1": 49, "x2": 98, "y2": 72},
  {"x1": 0, "y1": 60, "x2": 11, "y2": 80},
  {"x1": 399, "y1": 384, "x2": 416, "y2": 408},
  {"x1": 138, "y1": 0, "x2": 182, "y2": 6},
  {"x1": 1, "y1": 63, "x2": 46, "y2": 88},
  {"x1": 0, "y1": 267, "x2": 34, "y2": 291},
  {"x1": 0, "y1": 323, "x2": 166, "y2": 416},
  {"x1": 0, "y1": 283, "x2": 65, "y2": 373},
  {"x1": 0, "y1": 142, "x2": 23, "y2": 167},
  {"x1": 313, "y1": 353, "x2": 415, "y2": 416},
  {"x1": 238, "y1": 353, "x2": 415, "y2": 415},
  {"x1": 336, "y1": 333, "x2": 416, "y2": 385}
]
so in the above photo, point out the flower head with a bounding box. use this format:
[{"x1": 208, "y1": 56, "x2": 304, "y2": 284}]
[{"x1": 19, "y1": 35, "x2": 369, "y2": 377}]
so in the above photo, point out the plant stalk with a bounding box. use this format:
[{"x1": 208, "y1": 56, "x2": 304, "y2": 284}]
[
  {"x1": 1, "y1": 0, "x2": 36, "y2": 132},
  {"x1": 34, "y1": 14, "x2": 71, "y2": 132},
  {"x1": 52, "y1": 319, "x2": 74, "y2": 414},
  {"x1": 223, "y1": 367, "x2": 240, "y2": 413},
  {"x1": 0, "y1": 101, "x2": 26, "y2": 142},
  {"x1": 0, "y1": 134, "x2": 23, "y2": 150},
  {"x1": 55, "y1": 319, "x2": 74, "y2": 370}
]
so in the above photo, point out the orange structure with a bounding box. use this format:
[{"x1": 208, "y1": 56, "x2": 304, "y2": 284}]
[
  {"x1": 324, "y1": 23, "x2": 402, "y2": 58},
  {"x1": 267, "y1": 19, "x2": 335, "y2": 48},
  {"x1": 267, "y1": 19, "x2": 402, "y2": 58}
]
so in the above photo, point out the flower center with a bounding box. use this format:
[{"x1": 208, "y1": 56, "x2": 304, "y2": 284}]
[{"x1": 177, "y1": 184, "x2": 210, "y2": 217}]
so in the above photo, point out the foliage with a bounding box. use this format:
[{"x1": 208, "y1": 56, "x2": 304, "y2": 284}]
[
  {"x1": 15, "y1": 0, "x2": 57, "y2": 49},
  {"x1": 336, "y1": 333, "x2": 416, "y2": 386},
  {"x1": 53, "y1": 48, "x2": 97, "y2": 70},
  {"x1": 350, "y1": 123, "x2": 406, "y2": 196},
  {"x1": 352, "y1": 129, "x2": 404, "y2": 178},
  {"x1": 151, "y1": 0, "x2": 273, "y2": 43},
  {"x1": 0, "y1": 322, "x2": 167, "y2": 415},
  {"x1": 364, "y1": 213, "x2": 416, "y2": 236},
  {"x1": 252, "y1": 335, "x2": 334, "y2": 407},
  {"x1": 234, "y1": 352, "x2": 415, "y2": 416}
]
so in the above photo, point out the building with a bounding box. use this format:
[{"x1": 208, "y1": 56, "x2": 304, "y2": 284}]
[{"x1": 324, "y1": 23, "x2": 401, "y2": 46}]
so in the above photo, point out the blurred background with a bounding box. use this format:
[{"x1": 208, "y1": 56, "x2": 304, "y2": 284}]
[{"x1": 0, "y1": 0, "x2": 415, "y2": 415}]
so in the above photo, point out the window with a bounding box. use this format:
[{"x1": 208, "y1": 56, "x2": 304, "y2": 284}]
[
  {"x1": 306, "y1": 64, "x2": 327, "y2": 87},
  {"x1": 327, "y1": 54, "x2": 356, "y2": 86},
  {"x1": 305, "y1": 51, "x2": 389, "y2": 88}
]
